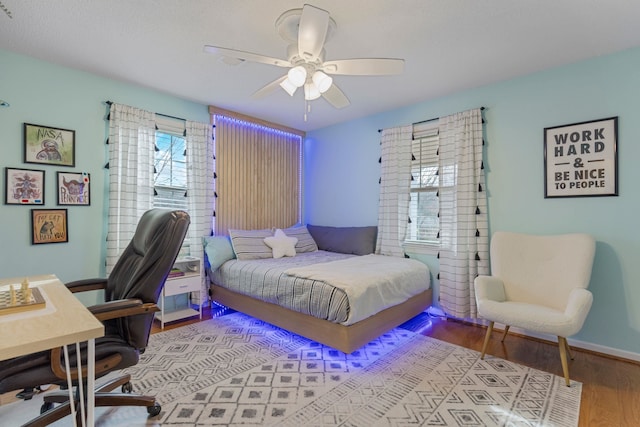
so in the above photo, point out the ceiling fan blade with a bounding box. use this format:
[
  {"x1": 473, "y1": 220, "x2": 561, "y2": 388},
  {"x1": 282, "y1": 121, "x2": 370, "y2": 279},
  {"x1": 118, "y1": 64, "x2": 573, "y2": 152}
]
[
  {"x1": 203, "y1": 45, "x2": 291, "y2": 68},
  {"x1": 297, "y1": 4, "x2": 330, "y2": 61},
  {"x1": 322, "y1": 58, "x2": 405, "y2": 75},
  {"x1": 322, "y1": 84, "x2": 350, "y2": 109},
  {"x1": 251, "y1": 75, "x2": 288, "y2": 99}
]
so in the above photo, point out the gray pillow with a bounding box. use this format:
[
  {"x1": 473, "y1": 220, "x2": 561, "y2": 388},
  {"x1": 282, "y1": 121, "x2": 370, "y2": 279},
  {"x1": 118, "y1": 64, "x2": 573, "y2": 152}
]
[
  {"x1": 282, "y1": 225, "x2": 318, "y2": 253},
  {"x1": 307, "y1": 224, "x2": 378, "y2": 255},
  {"x1": 202, "y1": 235, "x2": 236, "y2": 270}
]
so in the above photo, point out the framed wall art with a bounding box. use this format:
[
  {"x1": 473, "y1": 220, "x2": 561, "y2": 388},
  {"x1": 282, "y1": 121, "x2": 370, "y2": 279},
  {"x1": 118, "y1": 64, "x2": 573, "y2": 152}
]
[
  {"x1": 57, "y1": 172, "x2": 90, "y2": 206},
  {"x1": 31, "y1": 209, "x2": 68, "y2": 244},
  {"x1": 544, "y1": 116, "x2": 618, "y2": 198},
  {"x1": 24, "y1": 123, "x2": 76, "y2": 167},
  {"x1": 4, "y1": 167, "x2": 45, "y2": 205}
]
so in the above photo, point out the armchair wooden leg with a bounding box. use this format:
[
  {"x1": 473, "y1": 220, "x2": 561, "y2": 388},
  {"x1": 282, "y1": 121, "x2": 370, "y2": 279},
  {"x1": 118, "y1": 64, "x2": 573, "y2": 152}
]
[
  {"x1": 501, "y1": 325, "x2": 510, "y2": 342},
  {"x1": 558, "y1": 336, "x2": 571, "y2": 387},
  {"x1": 564, "y1": 339, "x2": 574, "y2": 360},
  {"x1": 480, "y1": 321, "x2": 494, "y2": 359}
]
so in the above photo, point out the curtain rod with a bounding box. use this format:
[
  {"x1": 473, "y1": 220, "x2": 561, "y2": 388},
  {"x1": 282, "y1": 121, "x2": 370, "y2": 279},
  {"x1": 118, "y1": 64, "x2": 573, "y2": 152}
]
[
  {"x1": 378, "y1": 106, "x2": 485, "y2": 132},
  {"x1": 105, "y1": 100, "x2": 186, "y2": 122}
]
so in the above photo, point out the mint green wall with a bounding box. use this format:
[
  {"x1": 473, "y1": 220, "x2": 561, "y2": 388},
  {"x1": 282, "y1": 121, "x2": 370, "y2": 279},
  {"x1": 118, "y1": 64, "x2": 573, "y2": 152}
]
[
  {"x1": 305, "y1": 47, "x2": 640, "y2": 357},
  {"x1": 3, "y1": 46, "x2": 639, "y2": 357},
  {"x1": 0, "y1": 50, "x2": 209, "y2": 294}
]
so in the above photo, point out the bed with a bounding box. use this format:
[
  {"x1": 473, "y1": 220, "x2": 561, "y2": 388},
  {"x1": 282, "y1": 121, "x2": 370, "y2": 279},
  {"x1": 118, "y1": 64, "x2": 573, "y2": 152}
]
[{"x1": 203, "y1": 225, "x2": 432, "y2": 353}]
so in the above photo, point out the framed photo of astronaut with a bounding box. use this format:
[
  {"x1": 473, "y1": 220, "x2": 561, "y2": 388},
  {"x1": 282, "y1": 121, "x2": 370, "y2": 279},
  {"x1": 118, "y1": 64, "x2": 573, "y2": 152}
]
[
  {"x1": 31, "y1": 209, "x2": 68, "y2": 245},
  {"x1": 57, "y1": 172, "x2": 90, "y2": 206},
  {"x1": 24, "y1": 123, "x2": 75, "y2": 167},
  {"x1": 4, "y1": 167, "x2": 45, "y2": 205}
]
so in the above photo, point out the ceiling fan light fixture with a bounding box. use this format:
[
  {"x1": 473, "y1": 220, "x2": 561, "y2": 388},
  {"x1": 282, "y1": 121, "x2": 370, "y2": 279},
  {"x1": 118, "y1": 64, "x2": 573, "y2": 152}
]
[
  {"x1": 288, "y1": 65, "x2": 307, "y2": 87},
  {"x1": 304, "y1": 83, "x2": 321, "y2": 101},
  {"x1": 312, "y1": 70, "x2": 333, "y2": 93},
  {"x1": 279, "y1": 78, "x2": 297, "y2": 96}
]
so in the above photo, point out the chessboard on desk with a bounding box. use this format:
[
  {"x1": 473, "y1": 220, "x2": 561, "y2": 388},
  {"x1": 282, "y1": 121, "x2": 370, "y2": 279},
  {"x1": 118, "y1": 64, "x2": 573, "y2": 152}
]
[{"x1": 0, "y1": 285, "x2": 46, "y2": 315}]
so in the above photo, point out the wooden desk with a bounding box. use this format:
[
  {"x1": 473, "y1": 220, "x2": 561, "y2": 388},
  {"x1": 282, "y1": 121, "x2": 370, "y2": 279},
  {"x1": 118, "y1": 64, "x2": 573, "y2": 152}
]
[{"x1": 0, "y1": 274, "x2": 104, "y2": 427}]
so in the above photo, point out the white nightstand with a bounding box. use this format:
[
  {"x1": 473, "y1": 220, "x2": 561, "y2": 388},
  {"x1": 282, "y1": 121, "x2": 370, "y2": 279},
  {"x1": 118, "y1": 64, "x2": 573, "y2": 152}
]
[{"x1": 156, "y1": 256, "x2": 202, "y2": 329}]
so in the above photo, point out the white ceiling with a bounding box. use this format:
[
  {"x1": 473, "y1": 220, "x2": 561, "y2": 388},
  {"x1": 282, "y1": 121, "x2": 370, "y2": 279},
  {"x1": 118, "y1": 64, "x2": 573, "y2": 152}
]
[{"x1": 1, "y1": 0, "x2": 639, "y2": 131}]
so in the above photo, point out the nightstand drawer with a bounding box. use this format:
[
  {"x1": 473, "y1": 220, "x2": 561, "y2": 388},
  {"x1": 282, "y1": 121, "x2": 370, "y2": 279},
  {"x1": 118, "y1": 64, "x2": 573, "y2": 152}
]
[{"x1": 164, "y1": 275, "x2": 200, "y2": 296}]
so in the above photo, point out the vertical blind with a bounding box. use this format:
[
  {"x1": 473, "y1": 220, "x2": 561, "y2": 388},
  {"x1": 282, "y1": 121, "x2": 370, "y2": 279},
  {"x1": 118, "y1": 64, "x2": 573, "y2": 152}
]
[
  {"x1": 154, "y1": 132, "x2": 188, "y2": 211},
  {"x1": 213, "y1": 115, "x2": 302, "y2": 234},
  {"x1": 408, "y1": 124, "x2": 440, "y2": 243}
]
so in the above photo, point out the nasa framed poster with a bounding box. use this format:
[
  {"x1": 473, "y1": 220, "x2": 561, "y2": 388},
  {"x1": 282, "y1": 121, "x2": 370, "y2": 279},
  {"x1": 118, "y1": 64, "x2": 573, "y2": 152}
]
[{"x1": 24, "y1": 123, "x2": 76, "y2": 167}]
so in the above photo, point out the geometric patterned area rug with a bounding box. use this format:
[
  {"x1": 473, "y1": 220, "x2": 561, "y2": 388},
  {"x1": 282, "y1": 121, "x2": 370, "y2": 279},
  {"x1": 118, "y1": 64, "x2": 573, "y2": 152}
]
[{"x1": 123, "y1": 312, "x2": 581, "y2": 426}]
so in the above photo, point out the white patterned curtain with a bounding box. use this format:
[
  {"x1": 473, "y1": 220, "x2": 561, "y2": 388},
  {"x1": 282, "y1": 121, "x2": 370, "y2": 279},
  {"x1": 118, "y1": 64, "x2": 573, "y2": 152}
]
[
  {"x1": 106, "y1": 103, "x2": 156, "y2": 273},
  {"x1": 185, "y1": 120, "x2": 216, "y2": 304},
  {"x1": 437, "y1": 108, "x2": 489, "y2": 319},
  {"x1": 375, "y1": 125, "x2": 413, "y2": 257}
]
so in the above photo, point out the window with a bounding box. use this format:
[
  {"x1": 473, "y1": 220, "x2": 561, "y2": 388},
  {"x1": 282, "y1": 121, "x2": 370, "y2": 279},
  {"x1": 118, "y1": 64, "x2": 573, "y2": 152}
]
[
  {"x1": 154, "y1": 131, "x2": 187, "y2": 211},
  {"x1": 154, "y1": 130, "x2": 190, "y2": 256},
  {"x1": 406, "y1": 122, "x2": 440, "y2": 248}
]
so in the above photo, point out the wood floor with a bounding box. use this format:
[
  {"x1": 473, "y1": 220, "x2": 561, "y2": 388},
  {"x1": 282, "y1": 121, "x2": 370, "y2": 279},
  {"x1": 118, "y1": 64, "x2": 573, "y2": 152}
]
[
  {"x1": 154, "y1": 305, "x2": 640, "y2": 427},
  {"x1": 423, "y1": 316, "x2": 640, "y2": 427}
]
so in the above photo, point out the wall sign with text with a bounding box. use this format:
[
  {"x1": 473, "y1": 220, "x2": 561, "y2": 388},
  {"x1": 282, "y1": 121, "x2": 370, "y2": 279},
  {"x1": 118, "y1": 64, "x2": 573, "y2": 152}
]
[{"x1": 544, "y1": 117, "x2": 618, "y2": 198}]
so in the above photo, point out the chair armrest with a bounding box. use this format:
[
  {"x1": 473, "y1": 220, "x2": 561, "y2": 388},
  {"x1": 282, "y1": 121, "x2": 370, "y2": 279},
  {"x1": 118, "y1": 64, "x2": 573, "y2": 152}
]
[
  {"x1": 564, "y1": 288, "x2": 593, "y2": 332},
  {"x1": 474, "y1": 276, "x2": 506, "y2": 302},
  {"x1": 65, "y1": 278, "x2": 108, "y2": 293},
  {"x1": 89, "y1": 299, "x2": 160, "y2": 322}
]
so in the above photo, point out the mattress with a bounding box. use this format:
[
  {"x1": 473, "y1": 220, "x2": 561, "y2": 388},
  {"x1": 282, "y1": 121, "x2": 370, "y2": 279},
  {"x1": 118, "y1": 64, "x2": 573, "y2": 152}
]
[{"x1": 208, "y1": 250, "x2": 430, "y2": 325}]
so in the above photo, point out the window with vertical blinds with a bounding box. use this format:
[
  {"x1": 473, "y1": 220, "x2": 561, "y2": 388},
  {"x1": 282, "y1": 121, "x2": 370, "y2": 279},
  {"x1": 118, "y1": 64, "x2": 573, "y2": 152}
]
[
  {"x1": 212, "y1": 114, "x2": 303, "y2": 235},
  {"x1": 406, "y1": 122, "x2": 440, "y2": 244},
  {"x1": 154, "y1": 117, "x2": 189, "y2": 256},
  {"x1": 154, "y1": 132, "x2": 188, "y2": 210}
]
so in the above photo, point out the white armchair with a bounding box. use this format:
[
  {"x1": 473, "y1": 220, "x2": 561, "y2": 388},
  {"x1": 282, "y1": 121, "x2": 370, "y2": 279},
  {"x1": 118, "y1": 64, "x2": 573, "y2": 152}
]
[{"x1": 475, "y1": 231, "x2": 596, "y2": 386}]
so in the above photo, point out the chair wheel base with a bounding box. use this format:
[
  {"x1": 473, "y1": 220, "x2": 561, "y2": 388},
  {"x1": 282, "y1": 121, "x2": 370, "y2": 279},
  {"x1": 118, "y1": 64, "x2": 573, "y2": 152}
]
[
  {"x1": 17, "y1": 388, "x2": 36, "y2": 400},
  {"x1": 147, "y1": 402, "x2": 161, "y2": 417},
  {"x1": 40, "y1": 401, "x2": 55, "y2": 414}
]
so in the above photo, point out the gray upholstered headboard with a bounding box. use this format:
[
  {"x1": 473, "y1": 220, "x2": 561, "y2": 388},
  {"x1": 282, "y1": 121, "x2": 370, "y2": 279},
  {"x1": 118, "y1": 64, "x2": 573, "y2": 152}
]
[{"x1": 306, "y1": 224, "x2": 377, "y2": 255}]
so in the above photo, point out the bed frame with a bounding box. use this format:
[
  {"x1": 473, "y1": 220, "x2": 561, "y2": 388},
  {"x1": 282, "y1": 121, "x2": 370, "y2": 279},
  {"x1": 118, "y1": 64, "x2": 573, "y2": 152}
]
[{"x1": 210, "y1": 284, "x2": 433, "y2": 354}]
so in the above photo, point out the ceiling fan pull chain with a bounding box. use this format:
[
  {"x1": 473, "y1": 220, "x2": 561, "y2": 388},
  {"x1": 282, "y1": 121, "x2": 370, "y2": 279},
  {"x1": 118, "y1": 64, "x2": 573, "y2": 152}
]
[{"x1": 304, "y1": 99, "x2": 308, "y2": 122}]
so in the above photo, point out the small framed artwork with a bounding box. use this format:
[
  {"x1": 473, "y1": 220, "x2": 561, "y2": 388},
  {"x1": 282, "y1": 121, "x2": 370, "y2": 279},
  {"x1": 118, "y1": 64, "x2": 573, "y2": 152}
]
[
  {"x1": 24, "y1": 123, "x2": 76, "y2": 167},
  {"x1": 4, "y1": 167, "x2": 45, "y2": 205},
  {"x1": 544, "y1": 116, "x2": 618, "y2": 198},
  {"x1": 57, "y1": 172, "x2": 90, "y2": 206},
  {"x1": 31, "y1": 209, "x2": 68, "y2": 244}
]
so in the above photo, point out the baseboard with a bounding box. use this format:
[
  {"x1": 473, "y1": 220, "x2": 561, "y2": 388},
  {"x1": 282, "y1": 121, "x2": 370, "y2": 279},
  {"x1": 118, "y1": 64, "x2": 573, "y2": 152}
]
[
  {"x1": 488, "y1": 322, "x2": 640, "y2": 364},
  {"x1": 565, "y1": 336, "x2": 640, "y2": 363},
  {"x1": 428, "y1": 306, "x2": 640, "y2": 364}
]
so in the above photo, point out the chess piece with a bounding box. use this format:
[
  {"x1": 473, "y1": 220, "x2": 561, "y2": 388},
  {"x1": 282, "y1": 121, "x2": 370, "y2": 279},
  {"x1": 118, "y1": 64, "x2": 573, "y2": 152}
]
[{"x1": 10, "y1": 284, "x2": 17, "y2": 305}]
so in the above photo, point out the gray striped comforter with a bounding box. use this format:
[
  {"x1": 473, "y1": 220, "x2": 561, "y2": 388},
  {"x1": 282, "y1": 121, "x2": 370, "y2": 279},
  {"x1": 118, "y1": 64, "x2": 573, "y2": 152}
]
[{"x1": 209, "y1": 251, "x2": 356, "y2": 324}]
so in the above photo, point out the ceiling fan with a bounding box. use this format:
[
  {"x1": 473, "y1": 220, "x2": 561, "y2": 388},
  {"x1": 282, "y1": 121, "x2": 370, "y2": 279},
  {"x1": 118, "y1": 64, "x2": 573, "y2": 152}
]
[{"x1": 204, "y1": 3, "x2": 404, "y2": 111}]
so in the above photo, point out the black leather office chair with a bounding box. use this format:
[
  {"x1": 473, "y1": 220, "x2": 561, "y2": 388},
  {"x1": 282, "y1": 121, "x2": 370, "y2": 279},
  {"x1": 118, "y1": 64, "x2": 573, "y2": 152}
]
[{"x1": 0, "y1": 209, "x2": 190, "y2": 426}]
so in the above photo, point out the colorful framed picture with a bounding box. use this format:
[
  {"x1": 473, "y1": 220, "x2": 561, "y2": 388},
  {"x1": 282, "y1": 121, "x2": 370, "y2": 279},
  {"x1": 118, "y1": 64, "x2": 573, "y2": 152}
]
[
  {"x1": 24, "y1": 123, "x2": 76, "y2": 167},
  {"x1": 4, "y1": 167, "x2": 45, "y2": 205},
  {"x1": 57, "y1": 172, "x2": 90, "y2": 206},
  {"x1": 31, "y1": 209, "x2": 68, "y2": 244}
]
